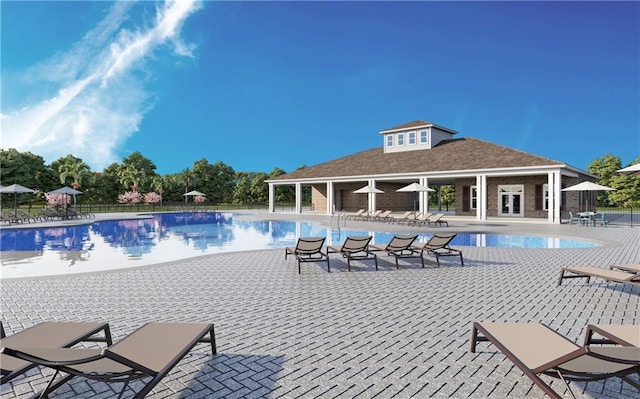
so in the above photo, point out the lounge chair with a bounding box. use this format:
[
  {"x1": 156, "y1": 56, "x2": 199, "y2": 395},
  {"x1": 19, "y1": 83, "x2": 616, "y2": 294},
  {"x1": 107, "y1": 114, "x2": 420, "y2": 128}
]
[
  {"x1": 392, "y1": 211, "x2": 416, "y2": 225},
  {"x1": 470, "y1": 322, "x2": 640, "y2": 399},
  {"x1": 1, "y1": 322, "x2": 216, "y2": 399},
  {"x1": 557, "y1": 266, "x2": 640, "y2": 287},
  {"x1": 1, "y1": 321, "x2": 112, "y2": 384},
  {"x1": 370, "y1": 234, "x2": 423, "y2": 269},
  {"x1": 363, "y1": 210, "x2": 383, "y2": 221},
  {"x1": 344, "y1": 209, "x2": 365, "y2": 220},
  {"x1": 427, "y1": 213, "x2": 448, "y2": 227},
  {"x1": 285, "y1": 237, "x2": 330, "y2": 274},
  {"x1": 372, "y1": 210, "x2": 393, "y2": 222},
  {"x1": 412, "y1": 233, "x2": 463, "y2": 267},
  {"x1": 583, "y1": 324, "x2": 640, "y2": 347},
  {"x1": 407, "y1": 212, "x2": 433, "y2": 227},
  {"x1": 609, "y1": 263, "x2": 640, "y2": 274},
  {"x1": 327, "y1": 236, "x2": 377, "y2": 271}
]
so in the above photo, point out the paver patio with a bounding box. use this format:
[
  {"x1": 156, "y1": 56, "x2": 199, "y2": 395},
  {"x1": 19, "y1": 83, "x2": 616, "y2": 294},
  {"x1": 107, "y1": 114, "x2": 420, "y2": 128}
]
[{"x1": 1, "y1": 212, "x2": 639, "y2": 398}]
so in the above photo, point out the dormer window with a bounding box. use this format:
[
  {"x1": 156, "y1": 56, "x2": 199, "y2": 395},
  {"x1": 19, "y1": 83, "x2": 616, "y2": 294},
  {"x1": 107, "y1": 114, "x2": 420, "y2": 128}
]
[
  {"x1": 408, "y1": 131, "x2": 416, "y2": 145},
  {"x1": 397, "y1": 133, "x2": 405, "y2": 146},
  {"x1": 420, "y1": 130, "x2": 428, "y2": 144},
  {"x1": 386, "y1": 135, "x2": 394, "y2": 147}
]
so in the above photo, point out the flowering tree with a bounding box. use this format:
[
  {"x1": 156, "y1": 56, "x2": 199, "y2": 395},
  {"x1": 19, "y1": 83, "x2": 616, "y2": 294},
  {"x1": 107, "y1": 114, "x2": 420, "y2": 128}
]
[
  {"x1": 118, "y1": 191, "x2": 143, "y2": 206},
  {"x1": 194, "y1": 195, "x2": 207, "y2": 203},
  {"x1": 144, "y1": 192, "x2": 162, "y2": 205},
  {"x1": 45, "y1": 193, "x2": 70, "y2": 207}
]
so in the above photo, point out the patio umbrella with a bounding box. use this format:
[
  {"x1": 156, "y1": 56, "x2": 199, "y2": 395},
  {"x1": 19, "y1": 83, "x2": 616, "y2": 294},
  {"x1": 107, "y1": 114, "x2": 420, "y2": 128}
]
[
  {"x1": 183, "y1": 190, "x2": 206, "y2": 206},
  {"x1": 396, "y1": 182, "x2": 434, "y2": 213},
  {"x1": 353, "y1": 186, "x2": 384, "y2": 194},
  {"x1": 561, "y1": 181, "x2": 615, "y2": 212},
  {"x1": 0, "y1": 183, "x2": 37, "y2": 212},
  {"x1": 49, "y1": 186, "x2": 83, "y2": 206},
  {"x1": 617, "y1": 163, "x2": 640, "y2": 176}
]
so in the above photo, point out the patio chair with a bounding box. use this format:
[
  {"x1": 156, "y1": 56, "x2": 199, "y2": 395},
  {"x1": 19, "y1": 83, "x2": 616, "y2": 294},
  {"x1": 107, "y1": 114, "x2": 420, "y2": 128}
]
[
  {"x1": 1, "y1": 322, "x2": 216, "y2": 399},
  {"x1": 412, "y1": 233, "x2": 463, "y2": 267},
  {"x1": 392, "y1": 211, "x2": 416, "y2": 225},
  {"x1": 470, "y1": 321, "x2": 640, "y2": 399},
  {"x1": 1, "y1": 321, "x2": 112, "y2": 385},
  {"x1": 427, "y1": 213, "x2": 448, "y2": 227},
  {"x1": 327, "y1": 236, "x2": 377, "y2": 271},
  {"x1": 568, "y1": 212, "x2": 579, "y2": 225},
  {"x1": 372, "y1": 210, "x2": 393, "y2": 222},
  {"x1": 370, "y1": 234, "x2": 423, "y2": 269},
  {"x1": 557, "y1": 266, "x2": 640, "y2": 287},
  {"x1": 345, "y1": 209, "x2": 365, "y2": 220},
  {"x1": 583, "y1": 324, "x2": 640, "y2": 347},
  {"x1": 407, "y1": 212, "x2": 433, "y2": 227},
  {"x1": 285, "y1": 237, "x2": 330, "y2": 274},
  {"x1": 609, "y1": 263, "x2": 640, "y2": 275}
]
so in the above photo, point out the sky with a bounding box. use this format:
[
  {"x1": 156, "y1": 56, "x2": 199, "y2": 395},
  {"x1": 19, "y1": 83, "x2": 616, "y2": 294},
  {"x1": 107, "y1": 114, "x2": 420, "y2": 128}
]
[{"x1": 2, "y1": 0, "x2": 639, "y2": 176}]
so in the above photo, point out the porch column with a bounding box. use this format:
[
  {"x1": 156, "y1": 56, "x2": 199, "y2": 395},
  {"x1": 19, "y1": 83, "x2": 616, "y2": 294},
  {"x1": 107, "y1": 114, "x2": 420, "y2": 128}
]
[
  {"x1": 295, "y1": 182, "x2": 302, "y2": 214},
  {"x1": 268, "y1": 183, "x2": 275, "y2": 213},
  {"x1": 420, "y1": 177, "x2": 429, "y2": 214},
  {"x1": 476, "y1": 174, "x2": 487, "y2": 221},
  {"x1": 326, "y1": 181, "x2": 334, "y2": 215},
  {"x1": 549, "y1": 171, "x2": 562, "y2": 224},
  {"x1": 368, "y1": 179, "x2": 377, "y2": 212}
]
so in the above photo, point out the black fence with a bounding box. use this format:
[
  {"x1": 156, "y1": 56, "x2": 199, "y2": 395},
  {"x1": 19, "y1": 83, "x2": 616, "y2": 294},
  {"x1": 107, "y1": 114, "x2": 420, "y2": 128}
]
[{"x1": 596, "y1": 207, "x2": 639, "y2": 227}]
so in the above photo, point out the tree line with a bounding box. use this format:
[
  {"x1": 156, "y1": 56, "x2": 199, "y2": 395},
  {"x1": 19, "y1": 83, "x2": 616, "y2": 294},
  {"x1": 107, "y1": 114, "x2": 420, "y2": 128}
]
[
  {"x1": 0, "y1": 148, "x2": 307, "y2": 206},
  {"x1": 1, "y1": 149, "x2": 638, "y2": 207}
]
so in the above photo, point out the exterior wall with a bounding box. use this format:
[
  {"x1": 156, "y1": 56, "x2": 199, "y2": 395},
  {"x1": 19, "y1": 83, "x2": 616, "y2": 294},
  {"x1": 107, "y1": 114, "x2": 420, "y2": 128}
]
[
  {"x1": 430, "y1": 127, "x2": 454, "y2": 148},
  {"x1": 311, "y1": 186, "x2": 328, "y2": 212},
  {"x1": 455, "y1": 175, "x2": 583, "y2": 218},
  {"x1": 311, "y1": 183, "x2": 415, "y2": 212},
  {"x1": 383, "y1": 127, "x2": 455, "y2": 154}
]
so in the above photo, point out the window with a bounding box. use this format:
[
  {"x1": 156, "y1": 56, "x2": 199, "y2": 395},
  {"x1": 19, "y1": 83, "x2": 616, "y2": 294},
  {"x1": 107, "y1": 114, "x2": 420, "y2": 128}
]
[
  {"x1": 408, "y1": 131, "x2": 416, "y2": 145},
  {"x1": 543, "y1": 184, "x2": 549, "y2": 211},
  {"x1": 386, "y1": 135, "x2": 393, "y2": 147},
  {"x1": 397, "y1": 133, "x2": 404, "y2": 146},
  {"x1": 471, "y1": 186, "x2": 477, "y2": 209},
  {"x1": 419, "y1": 130, "x2": 428, "y2": 144}
]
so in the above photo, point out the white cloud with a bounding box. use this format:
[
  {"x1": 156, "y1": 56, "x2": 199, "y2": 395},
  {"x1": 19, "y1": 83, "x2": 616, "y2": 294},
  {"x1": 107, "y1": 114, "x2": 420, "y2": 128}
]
[{"x1": 1, "y1": 0, "x2": 202, "y2": 170}]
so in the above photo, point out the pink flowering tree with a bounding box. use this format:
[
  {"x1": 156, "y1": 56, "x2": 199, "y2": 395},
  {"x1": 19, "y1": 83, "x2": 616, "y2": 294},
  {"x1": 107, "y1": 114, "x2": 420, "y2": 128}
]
[
  {"x1": 143, "y1": 192, "x2": 162, "y2": 207},
  {"x1": 45, "y1": 193, "x2": 71, "y2": 208},
  {"x1": 118, "y1": 191, "x2": 143, "y2": 206}
]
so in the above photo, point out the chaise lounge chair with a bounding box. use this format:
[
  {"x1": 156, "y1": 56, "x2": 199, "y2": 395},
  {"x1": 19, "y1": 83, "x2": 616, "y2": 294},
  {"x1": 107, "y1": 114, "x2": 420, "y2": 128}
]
[
  {"x1": 285, "y1": 237, "x2": 330, "y2": 274},
  {"x1": 1, "y1": 322, "x2": 216, "y2": 399},
  {"x1": 327, "y1": 236, "x2": 377, "y2": 271},
  {"x1": 609, "y1": 263, "x2": 640, "y2": 275},
  {"x1": 370, "y1": 234, "x2": 423, "y2": 269},
  {"x1": 583, "y1": 324, "x2": 640, "y2": 347},
  {"x1": 557, "y1": 266, "x2": 640, "y2": 287},
  {"x1": 470, "y1": 321, "x2": 640, "y2": 399},
  {"x1": 1, "y1": 321, "x2": 112, "y2": 384},
  {"x1": 412, "y1": 233, "x2": 463, "y2": 267},
  {"x1": 427, "y1": 213, "x2": 448, "y2": 227},
  {"x1": 406, "y1": 212, "x2": 433, "y2": 227}
]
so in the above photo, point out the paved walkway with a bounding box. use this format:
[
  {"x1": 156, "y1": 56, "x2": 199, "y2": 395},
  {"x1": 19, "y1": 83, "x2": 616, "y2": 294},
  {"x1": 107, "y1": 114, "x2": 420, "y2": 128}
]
[{"x1": 1, "y1": 212, "x2": 639, "y2": 398}]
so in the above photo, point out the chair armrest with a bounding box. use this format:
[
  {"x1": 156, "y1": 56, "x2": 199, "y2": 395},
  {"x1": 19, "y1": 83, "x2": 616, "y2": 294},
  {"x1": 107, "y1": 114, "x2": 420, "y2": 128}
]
[{"x1": 1, "y1": 347, "x2": 104, "y2": 367}]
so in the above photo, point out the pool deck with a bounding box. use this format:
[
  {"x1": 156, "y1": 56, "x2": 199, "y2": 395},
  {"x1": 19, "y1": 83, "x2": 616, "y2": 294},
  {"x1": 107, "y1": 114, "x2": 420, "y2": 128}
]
[{"x1": 1, "y1": 211, "x2": 639, "y2": 398}]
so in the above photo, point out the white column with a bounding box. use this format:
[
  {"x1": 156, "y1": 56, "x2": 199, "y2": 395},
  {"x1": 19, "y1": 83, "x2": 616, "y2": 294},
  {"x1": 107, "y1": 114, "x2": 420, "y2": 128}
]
[
  {"x1": 554, "y1": 172, "x2": 562, "y2": 224},
  {"x1": 369, "y1": 179, "x2": 377, "y2": 212},
  {"x1": 268, "y1": 184, "x2": 275, "y2": 213},
  {"x1": 326, "y1": 181, "x2": 334, "y2": 215},
  {"x1": 295, "y1": 182, "x2": 302, "y2": 214},
  {"x1": 420, "y1": 177, "x2": 429, "y2": 214},
  {"x1": 476, "y1": 174, "x2": 487, "y2": 221},
  {"x1": 547, "y1": 172, "x2": 555, "y2": 224}
]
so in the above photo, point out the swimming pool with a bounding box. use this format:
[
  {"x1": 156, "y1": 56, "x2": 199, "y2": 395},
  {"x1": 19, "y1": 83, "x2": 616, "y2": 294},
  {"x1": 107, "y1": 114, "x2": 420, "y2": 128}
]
[{"x1": 0, "y1": 212, "x2": 598, "y2": 278}]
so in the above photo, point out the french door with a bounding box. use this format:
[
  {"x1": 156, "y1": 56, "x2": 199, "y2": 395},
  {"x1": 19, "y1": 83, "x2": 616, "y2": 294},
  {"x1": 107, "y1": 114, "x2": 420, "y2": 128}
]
[{"x1": 499, "y1": 185, "x2": 524, "y2": 217}]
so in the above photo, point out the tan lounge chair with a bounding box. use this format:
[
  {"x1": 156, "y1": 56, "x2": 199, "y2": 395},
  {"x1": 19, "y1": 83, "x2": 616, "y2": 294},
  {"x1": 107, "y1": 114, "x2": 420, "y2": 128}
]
[
  {"x1": 406, "y1": 212, "x2": 433, "y2": 227},
  {"x1": 470, "y1": 322, "x2": 640, "y2": 399},
  {"x1": 557, "y1": 266, "x2": 640, "y2": 287},
  {"x1": 392, "y1": 211, "x2": 416, "y2": 225},
  {"x1": 583, "y1": 324, "x2": 640, "y2": 347},
  {"x1": 1, "y1": 321, "x2": 112, "y2": 384},
  {"x1": 412, "y1": 233, "x2": 463, "y2": 267},
  {"x1": 427, "y1": 213, "x2": 448, "y2": 227},
  {"x1": 370, "y1": 234, "x2": 423, "y2": 269},
  {"x1": 328, "y1": 236, "x2": 377, "y2": 271},
  {"x1": 285, "y1": 237, "x2": 330, "y2": 274},
  {"x1": 1, "y1": 322, "x2": 216, "y2": 399},
  {"x1": 609, "y1": 263, "x2": 640, "y2": 274}
]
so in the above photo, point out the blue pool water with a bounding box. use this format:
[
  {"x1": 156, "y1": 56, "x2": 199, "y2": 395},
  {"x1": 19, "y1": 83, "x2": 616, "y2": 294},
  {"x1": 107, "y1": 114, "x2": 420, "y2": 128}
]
[{"x1": 0, "y1": 212, "x2": 598, "y2": 278}]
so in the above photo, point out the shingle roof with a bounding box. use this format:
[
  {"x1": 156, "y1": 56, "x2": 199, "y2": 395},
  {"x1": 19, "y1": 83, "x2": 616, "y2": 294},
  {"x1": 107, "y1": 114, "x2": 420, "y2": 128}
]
[{"x1": 271, "y1": 137, "x2": 565, "y2": 181}]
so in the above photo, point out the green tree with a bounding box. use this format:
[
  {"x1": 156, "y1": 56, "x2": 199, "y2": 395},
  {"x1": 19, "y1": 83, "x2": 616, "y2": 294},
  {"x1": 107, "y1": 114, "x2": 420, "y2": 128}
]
[
  {"x1": 192, "y1": 159, "x2": 235, "y2": 203},
  {"x1": 91, "y1": 163, "x2": 123, "y2": 203},
  {"x1": 118, "y1": 165, "x2": 146, "y2": 191},
  {"x1": 587, "y1": 154, "x2": 622, "y2": 206},
  {"x1": 0, "y1": 148, "x2": 51, "y2": 190},
  {"x1": 119, "y1": 152, "x2": 157, "y2": 192},
  {"x1": 249, "y1": 172, "x2": 269, "y2": 202},
  {"x1": 55, "y1": 155, "x2": 91, "y2": 189},
  {"x1": 607, "y1": 157, "x2": 640, "y2": 207},
  {"x1": 233, "y1": 172, "x2": 252, "y2": 204}
]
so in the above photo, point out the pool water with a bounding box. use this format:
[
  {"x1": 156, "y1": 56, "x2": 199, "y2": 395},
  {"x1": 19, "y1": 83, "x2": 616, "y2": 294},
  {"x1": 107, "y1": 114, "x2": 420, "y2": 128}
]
[{"x1": 0, "y1": 212, "x2": 598, "y2": 278}]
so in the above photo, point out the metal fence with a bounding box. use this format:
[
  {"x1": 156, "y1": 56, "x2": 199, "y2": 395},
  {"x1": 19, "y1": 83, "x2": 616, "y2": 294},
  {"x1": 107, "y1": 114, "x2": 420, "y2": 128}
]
[{"x1": 597, "y1": 207, "x2": 639, "y2": 227}]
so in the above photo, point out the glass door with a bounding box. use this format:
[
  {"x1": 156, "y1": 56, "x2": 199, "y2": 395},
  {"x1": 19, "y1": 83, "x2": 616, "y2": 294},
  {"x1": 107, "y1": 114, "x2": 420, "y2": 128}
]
[{"x1": 498, "y1": 185, "x2": 524, "y2": 217}]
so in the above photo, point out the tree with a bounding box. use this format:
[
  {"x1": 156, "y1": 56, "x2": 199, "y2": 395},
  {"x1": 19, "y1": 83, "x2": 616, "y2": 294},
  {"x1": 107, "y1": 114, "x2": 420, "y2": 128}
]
[
  {"x1": 587, "y1": 154, "x2": 622, "y2": 206},
  {"x1": 120, "y1": 152, "x2": 157, "y2": 192},
  {"x1": 607, "y1": 157, "x2": 640, "y2": 208},
  {"x1": 118, "y1": 165, "x2": 146, "y2": 191},
  {"x1": 91, "y1": 163, "x2": 122, "y2": 203},
  {"x1": 56, "y1": 155, "x2": 91, "y2": 189},
  {"x1": 233, "y1": 173, "x2": 252, "y2": 204},
  {"x1": 192, "y1": 159, "x2": 235, "y2": 204},
  {"x1": 0, "y1": 148, "x2": 52, "y2": 190}
]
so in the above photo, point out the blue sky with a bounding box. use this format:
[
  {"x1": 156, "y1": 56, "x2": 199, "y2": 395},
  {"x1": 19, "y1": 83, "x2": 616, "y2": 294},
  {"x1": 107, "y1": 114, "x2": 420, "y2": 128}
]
[{"x1": 2, "y1": 1, "x2": 639, "y2": 175}]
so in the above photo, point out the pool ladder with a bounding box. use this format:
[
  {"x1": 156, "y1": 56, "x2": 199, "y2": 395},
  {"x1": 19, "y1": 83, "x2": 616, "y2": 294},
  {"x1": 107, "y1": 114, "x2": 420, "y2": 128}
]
[{"x1": 330, "y1": 210, "x2": 347, "y2": 242}]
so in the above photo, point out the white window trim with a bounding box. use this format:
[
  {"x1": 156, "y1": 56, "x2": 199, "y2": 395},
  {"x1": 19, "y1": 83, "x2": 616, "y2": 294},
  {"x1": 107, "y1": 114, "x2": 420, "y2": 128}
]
[
  {"x1": 408, "y1": 131, "x2": 416, "y2": 145},
  {"x1": 470, "y1": 185, "x2": 477, "y2": 210},
  {"x1": 397, "y1": 133, "x2": 405, "y2": 146},
  {"x1": 386, "y1": 134, "x2": 394, "y2": 147},
  {"x1": 419, "y1": 130, "x2": 428, "y2": 144},
  {"x1": 543, "y1": 183, "x2": 549, "y2": 211}
]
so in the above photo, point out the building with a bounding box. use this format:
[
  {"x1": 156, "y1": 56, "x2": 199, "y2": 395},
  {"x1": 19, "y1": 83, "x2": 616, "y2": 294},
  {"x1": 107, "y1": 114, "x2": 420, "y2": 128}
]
[{"x1": 267, "y1": 120, "x2": 594, "y2": 223}]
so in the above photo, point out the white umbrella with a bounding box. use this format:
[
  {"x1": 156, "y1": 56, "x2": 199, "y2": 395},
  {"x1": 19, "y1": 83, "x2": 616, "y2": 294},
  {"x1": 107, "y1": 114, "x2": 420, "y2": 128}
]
[
  {"x1": 0, "y1": 184, "x2": 37, "y2": 211},
  {"x1": 617, "y1": 163, "x2": 640, "y2": 176},
  {"x1": 562, "y1": 181, "x2": 615, "y2": 212},
  {"x1": 353, "y1": 186, "x2": 384, "y2": 194},
  {"x1": 183, "y1": 190, "x2": 206, "y2": 196},
  {"x1": 396, "y1": 183, "x2": 434, "y2": 213}
]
